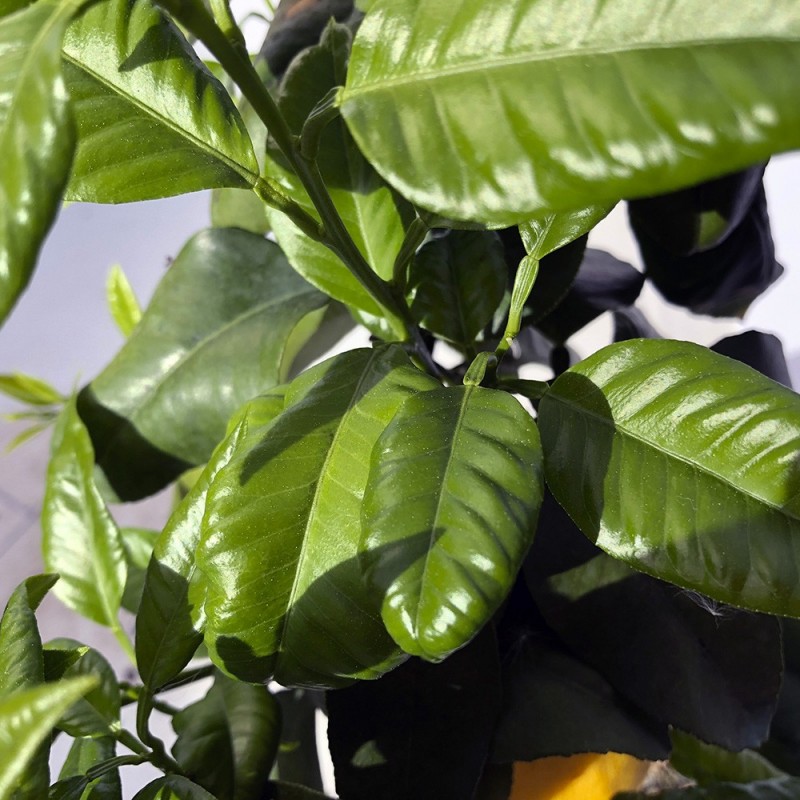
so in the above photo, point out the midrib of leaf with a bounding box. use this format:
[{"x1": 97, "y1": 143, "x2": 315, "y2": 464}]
[
  {"x1": 416, "y1": 387, "x2": 473, "y2": 633},
  {"x1": 547, "y1": 391, "x2": 800, "y2": 523},
  {"x1": 63, "y1": 52, "x2": 259, "y2": 187},
  {"x1": 343, "y1": 33, "x2": 800, "y2": 101}
]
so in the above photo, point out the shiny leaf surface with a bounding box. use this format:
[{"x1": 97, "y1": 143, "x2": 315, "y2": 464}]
[
  {"x1": 340, "y1": 1, "x2": 800, "y2": 225},
  {"x1": 0, "y1": 0, "x2": 77, "y2": 325},
  {"x1": 362, "y1": 385, "x2": 543, "y2": 660},
  {"x1": 42, "y1": 401, "x2": 127, "y2": 628},
  {"x1": 199, "y1": 347, "x2": 439, "y2": 685},
  {"x1": 0, "y1": 677, "x2": 97, "y2": 800},
  {"x1": 172, "y1": 672, "x2": 280, "y2": 799},
  {"x1": 63, "y1": 0, "x2": 257, "y2": 202},
  {"x1": 539, "y1": 338, "x2": 800, "y2": 617},
  {"x1": 78, "y1": 228, "x2": 325, "y2": 500}
]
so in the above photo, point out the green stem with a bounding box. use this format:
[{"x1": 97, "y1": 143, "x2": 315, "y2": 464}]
[
  {"x1": 208, "y1": 0, "x2": 246, "y2": 54},
  {"x1": 253, "y1": 177, "x2": 324, "y2": 242},
  {"x1": 86, "y1": 755, "x2": 147, "y2": 780},
  {"x1": 115, "y1": 728, "x2": 183, "y2": 775},
  {"x1": 159, "y1": 663, "x2": 216, "y2": 693},
  {"x1": 495, "y1": 254, "x2": 540, "y2": 364}
]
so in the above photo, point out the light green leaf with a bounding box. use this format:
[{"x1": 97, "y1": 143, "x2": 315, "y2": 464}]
[
  {"x1": 210, "y1": 189, "x2": 270, "y2": 235},
  {"x1": 265, "y1": 22, "x2": 413, "y2": 316},
  {"x1": 105, "y1": 266, "x2": 141, "y2": 339},
  {"x1": 136, "y1": 394, "x2": 284, "y2": 690},
  {"x1": 362, "y1": 385, "x2": 543, "y2": 660},
  {"x1": 199, "y1": 347, "x2": 440, "y2": 686},
  {"x1": 78, "y1": 228, "x2": 326, "y2": 501},
  {"x1": 132, "y1": 776, "x2": 217, "y2": 800},
  {"x1": 0, "y1": 374, "x2": 62, "y2": 406},
  {"x1": 5, "y1": 422, "x2": 51, "y2": 453},
  {"x1": 42, "y1": 400, "x2": 127, "y2": 629},
  {"x1": 340, "y1": 0, "x2": 800, "y2": 225},
  {"x1": 172, "y1": 672, "x2": 280, "y2": 800},
  {"x1": 120, "y1": 527, "x2": 159, "y2": 613},
  {"x1": 539, "y1": 339, "x2": 800, "y2": 617},
  {"x1": 407, "y1": 231, "x2": 505, "y2": 349},
  {"x1": 520, "y1": 206, "x2": 615, "y2": 261},
  {"x1": 59, "y1": 736, "x2": 120, "y2": 800},
  {"x1": 0, "y1": 676, "x2": 97, "y2": 800},
  {"x1": 63, "y1": 0, "x2": 257, "y2": 202},
  {"x1": 0, "y1": 0, "x2": 78, "y2": 325}
]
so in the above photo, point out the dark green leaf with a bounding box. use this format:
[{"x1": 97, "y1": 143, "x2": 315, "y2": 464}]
[
  {"x1": 63, "y1": 0, "x2": 258, "y2": 202},
  {"x1": 0, "y1": 374, "x2": 62, "y2": 406},
  {"x1": 539, "y1": 338, "x2": 800, "y2": 618},
  {"x1": 49, "y1": 777, "x2": 90, "y2": 800},
  {"x1": 78, "y1": 228, "x2": 325, "y2": 501},
  {"x1": 340, "y1": 1, "x2": 800, "y2": 225},
  {"x1": 327, "y1": 626, "x2": 501, "y2": 800},
  {"x1": 616, "y1": 777, "x2": 800, "y2": 799},
  {"x1": 106, "y1": 265, "x2": 141, "y2": 339},
  {"x1": 132, "y1": 776, "x2": 217, "y2": 800},
  {"x1": 199, "y1": 347, "x2": 439, "y2": 685},
  {"x1": 273, "y1": 690, "x2": 323, "y2": 792},
  {"x1": 42, "y1": 401, "x2": 127, "y2": 628},
  {"x1": 261, "y1": 782, "x2": 333, "y2": 800},
  {"x1": 0, "y1": 0, "x2": 78, "y2": 325},
  {"x1": 43, "y1": 648, "x2": 88, "y2": 682},
  {"x1": 525, "y1": 492, "x2": 782, "y2": 751},
  {"x1": 59, "y1": 736, "x2": 120, "y2": 800},
  {"x1": 711, "y1": 331, "x2": 792, "y2": 389},
  {"x1": 120, "y1": 528, "x2": 159, "y2": 614},
  {"x1": 407, "y1": 231, "x2": 505, "y2": 348},
  {"x1": 362, "y1": 385, "x2": 543, "y2": 660},
  {"x1": 0, "y1": 677, "x2": 97, "y2": 800}
]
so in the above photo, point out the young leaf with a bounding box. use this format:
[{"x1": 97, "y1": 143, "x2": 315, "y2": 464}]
[
  {"x1": 171, "y1": 672, "x2": 280, "y2": 799},
  {"x1": 42, "y1": 400, "x2": 128, "y2": 631},
  {"x1": 199, "y1": 347, "x2": 440, "y2": 685},
  {"x1": 59, "y1": 736, "x2": 120, "y2": 800},
  {"x1": 340, "y1": 0, "x2": 800, "y2": 225},
  {"x1": 78, "y1": 228, "x2": 326, "y2": 501},
  {"x1": 361, "y1": 385, "x2": 543, "y2": 660},
  {"x1": 326, "y1": 626, "x2": 501, "y2": 800},
  {"x1": 105, "y1": 265, "x2": 141, "y2": 338},
  {"x1": 0, "y1": 0, "x2": 79, "y2": 325},
  {"x1": 62, "y1": 0, "x2": 258, "y2": 202},
  {"x1": 0, "y1": 374, "x2": 62, "y2": 406},
  {"x1": 538, "y1": 338, "x2": 800, "y2": 618},
  {"x1": 0, "y1": 677, "x2": 98, "y2": 800}
]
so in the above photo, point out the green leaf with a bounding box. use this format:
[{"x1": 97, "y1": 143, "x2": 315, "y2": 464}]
[
  {"x1": 340, "y1": 1, "x2": 800, "y2": 225},
  {"x1": 62, "y1": 0, "x2": 258, "y2": 202},
  {"x1": 273, "y1": 690, "x2": 323, "y2": 792},
  {"x1": 44, "y1": 640, "x2": 119, "y2": 738},
  {"x1": 0, "y1": 676, "x2": 97, "y2": 800},
  {"x1": 265, "y1": 22, "x2": 413, "y2": 316},
  {"x1": 538, "y1": 338, "x2": 800, "y2": 617},
  {"x1": 0, "y1": 374, "x2": 62, "y2": 406},
  {"x1": 132, "y1": 776, "x2": 217, "y2": 800},
  {"x1": 210, "y1": 189, "x2": 270, "y2": 235},
  {"x1": 520, "y1": 207, "x2": 614, "y2": 262},
  {"x1": 78, "y1": 228, "x2": 326, "y2": 501},
  {"x1": 105, "y1": 266, "x2": 141, "y2": 339},
  {"x1": 59, "y1": 736, "x2": 120, "y2": 800},
  {"x1": 616, "y1": 778, "x2": 800, "y2": 799},
  {"x1": 262, "y1": 783, "x2": 333, "y2": 800},
  {"x1": 407, "y1": 231, "x2": 505, "y2": 348},
  {"x1": 120, "y1": 528, "x2": 159, "y2": 614},
  {"x1": 172, "y1": 672, "x2": 280, "y2": 800},
  {"x1": 199, "y1": 346, "x2": 439, "y2": 685},
  {"x1": 362, "y1": 385, "x2": 543, "y2": 660},
  {"x1": 0, "y1": 0, "x2": 78, "y2": 325},
  {"x1": 43, "y1": 648, "x2": 89, "y2": 682},
  {"x1": 326, "y1": 625, "x2": 501, "y2": 800},
  {"x1": 42, "y1": 400, "x2": 127, "y2": 629}
]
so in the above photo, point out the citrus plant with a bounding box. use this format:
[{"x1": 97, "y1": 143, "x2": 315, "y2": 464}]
[{"x1": 2, "y1": 0, "x2": 800, "y2": 798}]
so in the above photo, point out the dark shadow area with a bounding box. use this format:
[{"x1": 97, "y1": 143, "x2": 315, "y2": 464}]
[{"x1": 119, "y1": 22, "x2": 184, "y2": 73}]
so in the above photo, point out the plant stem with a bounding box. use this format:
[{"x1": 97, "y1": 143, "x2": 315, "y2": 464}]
[
  {"x1": 111, "y1": 620, "x2": 136, "y2": 667},
  {"x1": 115, "y1": 727, "x2": 183, "y2": 775},
  {"x1": 159, "y1": 663, "x2": 216, "y2": 693}
]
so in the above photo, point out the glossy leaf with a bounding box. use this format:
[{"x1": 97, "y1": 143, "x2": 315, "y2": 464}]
[
  {"x1": 78, "y1": 228, "x2": 325, "y2": 501},
  {"x1": 407, "y1": 231, "x2": 505, "y2": 348},
  {"x1": 59, "y1": 736, "x2": 120, "y2": 800},
  {"x1": 525, "y1": 492, "x2": 782, "y2": 750},
  {"x1": 132, "y1": 777, "x2": 217, "y2": 800},
  {"x1": 340, "y1": 0, "x2": 800, "y2": 225},
  {"x1": 617, "y1": 778, "x2": 800, "y2": 799},
  {"x1": 0, "y1": 677, "x2": 97, "y2": 800},
  {"x1": 199, "y1": 346, "x2": 439, "y2": 685},
  {"x1": 172, "y1": 672, "x2": 280, "y2": 799},
  {"x1": 539, "y1": 338, "x2": 800, "y2": 618},
  {"x1": 265, "y1": 23, "x2": 413, "y2": 317},
  {"x1": 120, "y1": 527, "x2": 159, "y2": 614},
  {"x1": 62, "y1": 0, "x2": 258, "y2": 202},
  {"x1": 0, "y1": 0, "x2": 78, "y2": 325},
  {"x1": 520, "y1": 206, "x2": 613, "y2": 262},
  {"x1": 106, "y1": 265, "x2": 141, "y2": 338},
  {"x1": 44, "y1": 640, "x2": 119, "y2": 738},
  {"x1": 0, "y1": 374, "x2": 61, "y2": 406},
  {"x1": 362, "y1": 385, "x2": 543, "y2": 660},
  {"x1": 42, "y1": 401, "x2": 127, "y2": 628},
  {"x1": 326, "y1": 626, "x2": 501, "y2": 800}
]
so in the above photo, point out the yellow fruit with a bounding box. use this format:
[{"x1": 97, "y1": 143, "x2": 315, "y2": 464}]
[{"x1": 510, "y1": 752, "x2": 651, "y2": 800}]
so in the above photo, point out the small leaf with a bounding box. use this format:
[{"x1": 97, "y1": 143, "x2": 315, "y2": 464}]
[
  {"x1": 199, "y1": 347, "x2": 439, "y2": 685},
  {"x1": 59, "y1": 736, "x2": 120, "y2": 800},
  {"x1": 538, "y1": 338, "x2": 800, "y2": 618},
  {"x1": 520, "y1": 206, "x2": 614, "y2": 262},
  {"x1": 407, "y1": 231, "x2": 505, "y2": 348},
  {"x1": 0, "y1": 374, "x2": 62, "y2": 406},
  {"x1": 326, "y1": 625, "x2": 501, "y2": 800},
  {"x1": 0, "y1": 0, "x2": 78, "y2": 324},
  {"x1": 362, "y1": 385, "x2": 543, "y2": 660},
  {"x1": 120, "y1": 528, "x2": 159, "y2": 614},
  {"x1": 105, "y1": 266, "x2": 141, "y2": 338},
  {"x1": 172, "y1": 672, "x2": 280, "y2": 799},
  {"x1": 5, "y1": 422, "x2": 51, "y2": 453},
  {"x1": 78, "y1": 228, "x2": 326, "y2": 501},
  {"x1": 0, "y1": 676, "x2": 98, "y2": 800},
  {"x1": 43, "y1": 401, "x2": 126, "y2": 628}
]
